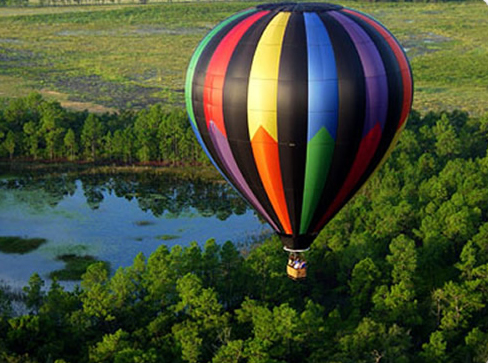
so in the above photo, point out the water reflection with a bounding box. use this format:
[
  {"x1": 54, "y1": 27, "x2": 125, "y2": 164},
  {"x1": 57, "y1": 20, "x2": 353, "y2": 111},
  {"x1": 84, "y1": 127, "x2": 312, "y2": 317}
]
[
  {"x1": 0, "y1": 166, "x2": 248, "y2": 220},
  {"x1": 0, "y1": 165, "x2": 270, "y2": 287}
]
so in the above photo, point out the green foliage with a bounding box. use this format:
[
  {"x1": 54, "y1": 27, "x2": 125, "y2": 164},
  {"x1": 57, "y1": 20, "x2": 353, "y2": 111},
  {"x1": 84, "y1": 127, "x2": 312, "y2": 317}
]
[
  {"x1": 433, "y1": 280, "x2": 484, "y2": 331},
  {"x1": 421, "y1": 331, "x2": 448, "y2": 363},
  {"x1": 349, "y1": 257, "x2": 381, "y2": 312},
  {"x1": 0, "y1": 93, "x2": 205, "y2": 164},
  {"x1": 4, "y1": 110, "x2": 488, "y2": 362},
  {"x1": 386, "y1": 234, "x2": 417, "y2": 285},
  {"x1": 0, "y1": 236, "x2": 47, "y2": 254},
  {"x1": 49, "y1": 254, "x2": 110, "y2": 281},
  {"x1": 81, "y1": 114, "x2": 103, "y2": 161},
  {"x1": 336, "y1": 319, "x2": 411, "y2": 363},
  {"x1": 23, "y1": 273, "x2": 44, "y2": 314}
]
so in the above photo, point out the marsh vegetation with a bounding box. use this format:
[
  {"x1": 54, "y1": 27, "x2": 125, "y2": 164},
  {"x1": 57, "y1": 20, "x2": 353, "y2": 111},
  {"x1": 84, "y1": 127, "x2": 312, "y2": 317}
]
[
  {"x1": 0, "y1": 236, "x2": 47, "y2": 254},
  {"x1": 0, "y1": 1, "x2": 487, "y2": 114}
]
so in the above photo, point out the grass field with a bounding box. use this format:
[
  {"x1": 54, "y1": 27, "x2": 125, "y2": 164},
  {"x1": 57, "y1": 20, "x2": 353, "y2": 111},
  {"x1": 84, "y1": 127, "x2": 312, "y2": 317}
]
[{"x1": 0, "y1": 1, "x2": 487, "y2": 114}]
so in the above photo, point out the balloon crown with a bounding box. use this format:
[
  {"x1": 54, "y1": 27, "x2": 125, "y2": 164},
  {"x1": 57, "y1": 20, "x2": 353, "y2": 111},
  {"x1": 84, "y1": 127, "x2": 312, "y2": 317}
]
[{"x1": 256, "y1": 2, "x2": 343, "y2": 12}]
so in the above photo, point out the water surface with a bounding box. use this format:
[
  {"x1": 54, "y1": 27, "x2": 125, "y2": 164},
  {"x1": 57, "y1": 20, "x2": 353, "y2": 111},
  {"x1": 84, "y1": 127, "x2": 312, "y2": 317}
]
[{"x1": 0, "y1": 167, "x2": 271, "y2": 287}]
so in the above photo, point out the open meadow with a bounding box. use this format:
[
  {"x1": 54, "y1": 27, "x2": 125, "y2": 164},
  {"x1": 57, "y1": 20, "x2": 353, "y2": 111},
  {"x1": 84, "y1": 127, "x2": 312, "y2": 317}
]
[{"x1": 0, "y1": 1, "x2": 487, "y2": 114}]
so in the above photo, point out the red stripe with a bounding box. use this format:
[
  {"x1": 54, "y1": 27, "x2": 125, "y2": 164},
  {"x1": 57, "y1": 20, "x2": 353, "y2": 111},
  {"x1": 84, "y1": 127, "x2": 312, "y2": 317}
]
[
  {"x1": 251, "y1": 126, "x2": 292, "y2": 234},
  {"x1": 314, "y1": 123, "x2": 382, "y2": 232},
  {"x1": 343, "y1": 9, "x2": 413, "y2": 130},
  {"x1": 203, "y1": 11, "x2": 269, "y2": 137}
]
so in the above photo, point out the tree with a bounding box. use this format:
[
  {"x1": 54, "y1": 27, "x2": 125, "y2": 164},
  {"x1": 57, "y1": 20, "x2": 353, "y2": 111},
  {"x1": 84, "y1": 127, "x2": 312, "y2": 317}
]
[
  {"x1": 4, "y1": 97, "x2": 30, "y2": 133},
  {"x1": 465, "y1": 328, "x2": 488, "y2": 363},
  {"x1": 212, "y1": 340, "x2": 244, "y2": 363},
  {"x1": 64, "y1": 128, "x2": 78, "y2": 161},
  {"x1": 174, "y1": 273, "x2": 228, "y2": 332},
  {"x1": 235, "y1": 299, "x2": 301, "y2": 363},
  {"x1": 88, "y1": 329, "x2": 130, "y2": 363},
  {"x1": 39, "y1": 278, "x2": 79, "y2": 323},
  {"x1": 102, "y1": 131, "x2": 113, "y2": 160},
  {"x1": 432, "y1": 280, "x2": 484, "y2": 331},
  {"x1": 295, "y1": 300, "x2": 331, "y2": 362},
  {"x1": 349, "y1": 257, "x2": 381, "y2": 312},
  {"x1": 6, "y1": 315, "x2": 42, "y2": 359},
  {"x1": 244, "y1": 236, "x2": 290, "y2": 303},
  {"x1": 40, "y1": 101, "x2": 65, "y2": 160},
  {"x1": 3, "y1": 130, "x2": 15, "y2": 159},
  {"x1": 218, "y1": 241, "x2": 245, "y2": 309},
  {"x1": 372, "y1": 281, "x2": 421, "y2": 327},
  {"x1": 81, "y1": 114, "x2": 104, "y2": 161},
  {"x1": 386, "y1": 234, "x2": 417, "y2": 286},
  {"x1": 173, "y1": 273, "x2": 229, "y2": 363},
  {"x1": 23, "y1": 273, "x2": 45, "y2": 314},
  {"x1": 420, "y1": 331, "x2": 448, "y2": 363},
  {"x1": 134, "y1": 106, "x2": 160, "y2": 162},
  {"x1": 80, "y1": 262, "x2": 113, "y2": 322},
  {"x1": 143, "y1": 245, "x2": 176, "y2": 308},
  {"x1": 433, "y1": 114, "x2": 461, "y2": 158},
  {"x1": 24, "y1": 121, "x2": 40, "y2": 160},
  {"x1": 122, "y1": 127, "x2": 135, "y2": 163},
  {"x1": 202, "y1": 239, "x2": 221, "y2": 287},
  {"x1": 172, "y1": 321, "x2": 202, "y2": 363},
  {"x1": 336, "y1": 318, "x2": 411, "y2": 363},
  {"x1": 111, "y1": 129, "x2": 125, "y2": 161}
]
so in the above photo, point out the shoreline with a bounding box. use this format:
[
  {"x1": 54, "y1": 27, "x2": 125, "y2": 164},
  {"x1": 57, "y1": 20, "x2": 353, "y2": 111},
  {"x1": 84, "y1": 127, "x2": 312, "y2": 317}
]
[{"x1": 0, "y1": 160, "x2": 224, "y2": 182}]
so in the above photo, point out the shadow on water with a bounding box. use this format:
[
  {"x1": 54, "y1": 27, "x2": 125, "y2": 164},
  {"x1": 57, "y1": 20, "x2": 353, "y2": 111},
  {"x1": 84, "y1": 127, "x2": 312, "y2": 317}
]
[
  {"x1": 0, "y1": 164, "x2": 249, "y2": 220},
  {"x1": 0, "y1": 164, "x2": 271, "y2": 288}
]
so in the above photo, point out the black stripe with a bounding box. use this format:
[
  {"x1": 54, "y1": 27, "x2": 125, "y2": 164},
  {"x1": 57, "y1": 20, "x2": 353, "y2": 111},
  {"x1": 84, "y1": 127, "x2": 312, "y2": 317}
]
[
  {"x1": 191, "y1": 12, "x2": 256, "y2": 188},
  {"x1": 222, "y1": 11, "x2": 284, "y2": 232},
  {"x1": 308, "y1": 11, "x2": 366, "y2": 232},
  {"x1": 277, "y1": 12, "x2": 308, "y2": 236}
]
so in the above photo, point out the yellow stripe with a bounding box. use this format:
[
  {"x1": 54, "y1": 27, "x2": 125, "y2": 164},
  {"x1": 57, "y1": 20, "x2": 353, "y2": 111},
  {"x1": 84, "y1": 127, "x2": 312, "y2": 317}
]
[{"x1": 247, "y1": 12, "x2": 290, "y2": 141}]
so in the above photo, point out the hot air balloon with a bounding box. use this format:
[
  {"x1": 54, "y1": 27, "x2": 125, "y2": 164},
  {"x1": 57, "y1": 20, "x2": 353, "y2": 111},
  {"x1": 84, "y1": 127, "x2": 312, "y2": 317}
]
[{"x1": 185, "y1": 2, "x2": 413, "y2": 279}]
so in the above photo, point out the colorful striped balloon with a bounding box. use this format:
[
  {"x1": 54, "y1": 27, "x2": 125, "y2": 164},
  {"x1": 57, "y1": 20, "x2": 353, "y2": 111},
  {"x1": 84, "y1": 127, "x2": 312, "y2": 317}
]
[{"x1": 186, "y1": 2, "x2": 413, "y2": 251}]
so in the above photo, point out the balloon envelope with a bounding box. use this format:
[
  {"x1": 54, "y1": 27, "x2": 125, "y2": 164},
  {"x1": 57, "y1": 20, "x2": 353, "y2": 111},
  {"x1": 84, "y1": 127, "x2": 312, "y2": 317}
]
[{"x1": 186, "y1": 2, "x2": 413, "y2": 251}]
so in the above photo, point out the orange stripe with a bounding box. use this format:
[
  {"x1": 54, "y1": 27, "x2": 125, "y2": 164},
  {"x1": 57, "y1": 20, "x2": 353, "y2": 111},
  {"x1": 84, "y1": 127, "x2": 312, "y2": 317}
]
[{"x1": 251, "y1": 127, "x2": 292, "y2": 234}]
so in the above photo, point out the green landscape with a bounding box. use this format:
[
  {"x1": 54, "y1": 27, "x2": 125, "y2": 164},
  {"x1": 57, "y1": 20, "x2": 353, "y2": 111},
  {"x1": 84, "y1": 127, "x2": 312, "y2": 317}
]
[{"x1": 1, "y1": 1, "x2": 488, "y2": 362}]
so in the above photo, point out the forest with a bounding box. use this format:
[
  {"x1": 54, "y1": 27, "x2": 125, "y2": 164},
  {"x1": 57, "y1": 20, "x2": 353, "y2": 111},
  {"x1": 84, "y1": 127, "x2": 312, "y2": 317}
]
[
  {"x1": 0, "y1": 93, "x2": 206, "y2": 164},
  {"x1": 2, "y1": 102, "x2": 488, "y2": 362}
]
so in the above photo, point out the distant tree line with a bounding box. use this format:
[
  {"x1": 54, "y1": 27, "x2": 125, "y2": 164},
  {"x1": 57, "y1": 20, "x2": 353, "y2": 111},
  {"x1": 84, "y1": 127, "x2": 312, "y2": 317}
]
[
  {"x1": 3, "y1": 109, "x2": 488, "y2": 361},
  {"x1": 0, "y1": 93, "x2": 206, "y2": 165}
]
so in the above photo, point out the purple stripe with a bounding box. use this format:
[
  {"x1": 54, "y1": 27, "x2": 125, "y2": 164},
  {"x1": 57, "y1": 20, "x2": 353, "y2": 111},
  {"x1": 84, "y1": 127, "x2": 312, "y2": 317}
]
[
  {"x1": 330, "y1": 11, "x2": 388, "y2": 136},
  {"x1": 208, "y1": 121, "x2": 279, "y2": 231}
]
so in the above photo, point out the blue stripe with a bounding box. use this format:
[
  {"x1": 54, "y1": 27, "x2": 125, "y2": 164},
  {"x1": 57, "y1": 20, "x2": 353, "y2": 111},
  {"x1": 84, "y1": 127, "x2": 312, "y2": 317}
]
[
  {"x1": 304, "y1": 12, "x2": 339, "y2": 141},
  {"x1": 188, "y1": 114, "x2": 255, "y2": 211},
  {"x1": 187, "y1": 113, "x2": 221, "y2": 171}
]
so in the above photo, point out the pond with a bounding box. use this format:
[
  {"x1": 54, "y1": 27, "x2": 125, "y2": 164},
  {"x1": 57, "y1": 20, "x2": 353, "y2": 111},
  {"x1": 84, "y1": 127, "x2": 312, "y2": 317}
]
[{"x1": 0, "y1": 165, "x2": 271, "y2": 288}]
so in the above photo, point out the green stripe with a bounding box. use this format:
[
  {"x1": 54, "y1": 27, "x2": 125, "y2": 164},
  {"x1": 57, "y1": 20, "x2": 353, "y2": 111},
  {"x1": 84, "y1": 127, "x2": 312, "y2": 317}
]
[
  {"x1": 300, "y1": 127, "x2": 335, "y2": 234},
  {"x1": 184, "y1": 8, "x2": 256, "y2": 128}
]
